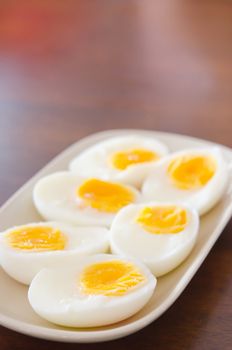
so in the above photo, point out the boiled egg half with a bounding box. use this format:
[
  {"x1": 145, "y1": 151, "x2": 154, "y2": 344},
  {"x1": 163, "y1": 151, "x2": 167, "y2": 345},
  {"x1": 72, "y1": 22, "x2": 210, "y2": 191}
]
[
  {"x1": 69, "y1": 135, "x2": 169, "y2": 188},
  {"x1": 0, "y1": 222, "x2": 109, "y2": 284},
  {"x1": 28, "y1": 254, "x2": 156, "y2": 327},
  {"x1": 33, "y1": 172, "x2": 140, "y2": 227},
  {"x1": 110, "y1": 202, "x2": 199, "y2": 276},
  {"x1": 142, "y1": 148, "x2": 229, "y2": 215}
]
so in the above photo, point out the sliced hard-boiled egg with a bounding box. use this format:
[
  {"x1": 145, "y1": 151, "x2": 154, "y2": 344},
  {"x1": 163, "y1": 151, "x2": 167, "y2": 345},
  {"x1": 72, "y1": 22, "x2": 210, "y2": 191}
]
[
  {"x1": 33, "y1": 172, "x2": 140, "y2": 227},
  {"x1": 69, "y1": 135, "x2": 169, "y2": 188},
  {"x1": 142, "y1": 148, "x2": 229, "y2": 215},
  {"x1": 110, "y1": 203, "x2": 199, "y2": 276},
  {"x1": 0, "y1": 222, "x2": 109, "y2": 284},
  {"x1": 28, "y1": 254, "x2": 156, "y2": 327}
]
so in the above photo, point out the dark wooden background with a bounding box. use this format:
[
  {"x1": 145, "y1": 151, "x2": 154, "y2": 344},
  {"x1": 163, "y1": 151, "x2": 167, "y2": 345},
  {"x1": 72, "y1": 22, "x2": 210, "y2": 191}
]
[{"x1": 0, "y1": 1, "x2": 232, "y2": 349}]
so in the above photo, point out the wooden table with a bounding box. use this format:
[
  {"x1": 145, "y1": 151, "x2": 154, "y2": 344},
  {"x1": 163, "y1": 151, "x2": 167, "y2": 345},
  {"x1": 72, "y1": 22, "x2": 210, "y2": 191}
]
[{"x1": 0, "y1": 1, "x2": 232, "y2": 349}]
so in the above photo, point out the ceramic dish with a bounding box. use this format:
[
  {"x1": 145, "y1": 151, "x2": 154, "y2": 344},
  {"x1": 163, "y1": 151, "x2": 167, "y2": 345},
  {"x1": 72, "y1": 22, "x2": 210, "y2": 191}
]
[{"x1": 0, "y1": 130, "x2": 232, "y2": 343}]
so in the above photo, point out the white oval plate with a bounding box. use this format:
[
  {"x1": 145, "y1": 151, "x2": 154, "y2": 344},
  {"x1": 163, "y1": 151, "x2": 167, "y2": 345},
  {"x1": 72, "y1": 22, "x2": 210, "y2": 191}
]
[{"x1": 0, "y1": 130, "x2": 232, "y2": 343}]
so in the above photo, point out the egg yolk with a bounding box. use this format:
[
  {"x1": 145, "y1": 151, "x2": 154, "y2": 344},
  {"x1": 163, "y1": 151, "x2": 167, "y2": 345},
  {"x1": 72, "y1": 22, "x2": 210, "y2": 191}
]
[
  {"x1": 136, "y1": 206, "x2": 188, "y2": 234},
  {"x1": 77, "y1": 178, "x2": 135, "y2": 213},
  {"x1": 111, "y1": 148, "x2": 158, "y2": 170},
  {"x1": 167, "y1": 155, "x2": 216, "y2": 190},
  {"x1": 6, "y1": 226, "x2": 66, "y2": 251},
  {"x1": 80, "y1": 260, "x2": 145, "y2": 296}
]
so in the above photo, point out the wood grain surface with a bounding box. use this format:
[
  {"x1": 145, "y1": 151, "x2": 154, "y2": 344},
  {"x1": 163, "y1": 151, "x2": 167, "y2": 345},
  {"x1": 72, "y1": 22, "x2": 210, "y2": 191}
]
[{"x1": 0, "y1": 1, "x2": 232, "y2": 349}]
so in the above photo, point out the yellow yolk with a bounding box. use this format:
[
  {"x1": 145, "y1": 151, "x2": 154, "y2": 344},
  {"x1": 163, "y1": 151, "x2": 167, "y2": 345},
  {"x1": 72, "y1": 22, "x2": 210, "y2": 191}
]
[
  {"x1": 167, "y1": 155, "x2": 216, "y2": 190},
  {"x1": 111, "y1": 148, "x2": 158, "y2": 170},
  {"x1": 80, "y1": 260, "x2": 145, "y2": 296},
  {"x1": 6, "y1": 226, "x2": 66, "y2": 251},
  {"x1": 77, "y1": 179, "x2": 135, "y2": 213},
  {"x1": 136, "y1": 206, "x2": 188, "y2": 234}
]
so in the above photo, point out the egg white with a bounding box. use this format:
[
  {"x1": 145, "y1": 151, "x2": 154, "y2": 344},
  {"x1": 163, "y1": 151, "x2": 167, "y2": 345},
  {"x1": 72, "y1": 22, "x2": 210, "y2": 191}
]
[
  {"x1": 0, "y1": 222, "x2": 109, "y2": 284},
  {"x1": 69, "y1": 135, "x2": 169, "y2": 188},
  {"x1": 110, "y1": 202, "x2": 199, "y2": 276},
  {"x1": 28, "y1": 254, "x2": 156, "y2": 327},
  {"x1": 142, "y1": 148, "x2": 229, "y2": 215},
  {"x1": 33, "y1": 172, "x2": 140, "y2": 227}
]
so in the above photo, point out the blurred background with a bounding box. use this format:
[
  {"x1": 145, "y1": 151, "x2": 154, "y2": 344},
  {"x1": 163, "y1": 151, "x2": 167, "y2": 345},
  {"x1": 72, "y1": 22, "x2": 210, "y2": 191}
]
[{"x1": 0, "y1": 0, "x2": 232, "y2": 201}]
